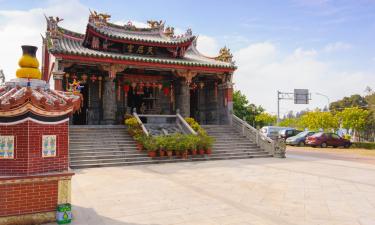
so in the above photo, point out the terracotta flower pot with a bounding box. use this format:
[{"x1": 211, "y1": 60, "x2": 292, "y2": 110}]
[
  {"x1": 136, "y1": 143, "x2": 143, "y2": 151},
  {"x1": 148, "y1": 151, "x2": 157, "y2": 158},
  {"x1": 190, "y1": 149, "x2": 197, "y2": 155},
  {"x1": 182, "y1": 151, "x2": 188, "y2": 159},
  {"x1": 159, "y1": 149, "x2": 166, "y2": 157},
  {"x1": 198, "y1": 149, "x2": 205, "y2": 155},
  {"x1": 167, "y1": 150, "x2": 173, "y2": 158},
  {"x1": 205, "y1": 149, "x2": 212, "y2": 155}
]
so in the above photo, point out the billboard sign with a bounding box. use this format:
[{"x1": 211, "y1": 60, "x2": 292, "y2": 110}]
[{"x1": 294, "y1": 89, "x2": 309, "y2": 104}]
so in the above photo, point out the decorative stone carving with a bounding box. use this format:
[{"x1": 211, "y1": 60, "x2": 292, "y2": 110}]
[
  {"x1": 164, "y1": 26, "x2": 174, "y2": 37},
  {"x1": 216, "y1": 47, "x2": 233, "y2": 63},
  {"x1": 58, "y1": 179, "x2": 71, "y2": 204},
  {"x1": 45, "y1": 16, "x2": 63, "y2": 39},
  {"x1": 89, "y1": 10, "x2": 111, "y2": 27},
  {"x1": 147, "y1": 20, "x2": 163, "y2": 28},
  {"x1": 100, "y1": 64, "x2": 127, "y2": 80},
  {"x1": 174, "y1": 70, "x2": 198, "y2": 85},
  {"x1": 274, "y1": 138, "x2": 286, "y2": 158}
]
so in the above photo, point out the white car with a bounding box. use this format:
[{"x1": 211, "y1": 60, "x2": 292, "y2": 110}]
[{"x1": 260, "y1": 126, "x2": 291, "y2": 140}]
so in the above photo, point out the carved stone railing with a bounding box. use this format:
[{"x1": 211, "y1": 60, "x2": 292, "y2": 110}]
[
  {"x1": 230, "y1": 114, "x2": 285, "y2": 158},
  {"x1": 133, "y1": 108, "x2": 196, "y2": 136},
  {"x1": 132, "y1": 109, "x2": 149, "y2": 136}
]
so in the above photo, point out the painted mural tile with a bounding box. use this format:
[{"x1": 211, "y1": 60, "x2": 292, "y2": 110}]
[
  {"x1": 42, "y1": 135, "x2": 57, "y2": 157},
  {"x1": 0, "y1": 135, "x2": 14, "y2": 159}
]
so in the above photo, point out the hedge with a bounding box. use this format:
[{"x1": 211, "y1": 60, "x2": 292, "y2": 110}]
[{"x1": 351, "y1": 142, "x2": 375, "y2": 150}]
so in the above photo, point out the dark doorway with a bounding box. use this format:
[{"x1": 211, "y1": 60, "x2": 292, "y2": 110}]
[
  {"x1": 190, "y1": 89, "x2": 199, "y2": 120},
  {"x1": 72, "y1": 83, "x2": 88, "y2": 125}
]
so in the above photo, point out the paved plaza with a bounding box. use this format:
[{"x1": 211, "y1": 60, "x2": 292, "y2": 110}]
[{"x1": 60, "y1": 152, "x2": 375, "y2": 225}]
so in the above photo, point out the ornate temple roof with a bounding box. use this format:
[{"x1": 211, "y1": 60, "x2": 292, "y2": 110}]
[
  {"x1": 45, "y1": 13, "x2": 236, "y2": 71},
  {"x1": 86, "y1": 22, "x2": 195, "y2": 45},
  {"x1": 0, "y1": 79, "x2": 81, "y2": 122}
]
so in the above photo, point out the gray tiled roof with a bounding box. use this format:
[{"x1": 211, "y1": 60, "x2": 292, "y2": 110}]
[
  {"x1": 88, "y1": 23, "x2": 195, "y2": 45},
  {"x1": 49, "y1": 35, "x2": 235, "y2": 69}
]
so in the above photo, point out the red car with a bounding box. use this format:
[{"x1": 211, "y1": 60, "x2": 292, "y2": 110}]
[{"x1": 306, "y1": 132, "x2": 351, "y2": 148}]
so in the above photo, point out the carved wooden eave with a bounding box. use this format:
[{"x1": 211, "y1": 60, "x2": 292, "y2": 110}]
[
  {"x1": 100, "y1": 64, "x2": 127, "y2": 80},
  {"x1": 174, "y1": 70, "x2": 198, "y2": 84}
]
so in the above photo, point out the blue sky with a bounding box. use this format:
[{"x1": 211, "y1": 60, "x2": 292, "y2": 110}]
[{"x1": 0, "y1": 0, "x2": 374, "y2": 114}]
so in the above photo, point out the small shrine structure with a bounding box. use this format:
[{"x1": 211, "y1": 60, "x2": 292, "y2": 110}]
[{"x1": 0, "y1": 45, "x2": 81, "y2": 224}]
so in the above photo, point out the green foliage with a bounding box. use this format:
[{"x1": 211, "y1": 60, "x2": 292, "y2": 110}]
[
  {"x1": 299, "y1": 111, "x2": 339, "y2": 131},
  {"x1": 330, "y1": 94, "x2": 367, "y2": 112},
  {"x1": 255, "y1": 112, "x2": 277, "y2": 127},
  {"x1": 278, "y1": 118, "x2": 301, "y2": 128},
  {"x1": 233, "y1": 90, "x2": 264, "y2": 126},
  {"x1": 336, "y1": 107, "x2": 370, "y2": 132},
  {"x1": 184, "y1": 117, "x2": 206, "y2": 135},
  {"x1": 351, "y1": 142, "x2": 375, "y2": 150}
]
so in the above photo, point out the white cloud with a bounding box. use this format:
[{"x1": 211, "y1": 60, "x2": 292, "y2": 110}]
[
  {"x1": 196, "y1": 35, "x2": 220, "y2": 57},
  {"x1": 0, "y1": 0, "x2": 88, "y2": 79},
  {"x1": 323, "y1": 42, "x2": 352, "y2": 53},
  {"x1": 233, "y1": 42, "x2": 375, "y2": 115}
]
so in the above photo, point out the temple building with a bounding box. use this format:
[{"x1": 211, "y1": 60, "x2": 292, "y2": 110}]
[{"x1": 42, "y1": 12, "x2": 236, "y2": 125}]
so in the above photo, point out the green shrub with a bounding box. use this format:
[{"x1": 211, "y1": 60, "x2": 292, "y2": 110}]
[{"x1": 351, "y1": 142, "x2": 375, "y2": 150}]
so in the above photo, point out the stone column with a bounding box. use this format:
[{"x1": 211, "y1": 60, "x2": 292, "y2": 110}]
[
  {"x1": 218, "y1": 82, "x2": 234, "y2": 124},
  {"x1": 53, "y1": 71, "x2": 65, "y2": 91},
  {"x1": 102, "y1": 77, "x2": 116, "y2": 124},
  {"x1": 177, "y1": 79, "x2": 190, "y2": 117}
]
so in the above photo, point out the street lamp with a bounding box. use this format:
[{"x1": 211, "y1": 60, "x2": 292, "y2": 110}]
[{"x1": 315, "y1": 92, "x2": 330, "y2": 110}]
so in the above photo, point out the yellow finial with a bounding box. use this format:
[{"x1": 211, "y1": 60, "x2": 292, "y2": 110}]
[{"x1": 16, "y1": 45, "x2": 42, "y2": 79}]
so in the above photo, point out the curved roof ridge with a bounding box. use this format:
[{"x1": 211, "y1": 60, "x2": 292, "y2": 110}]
[
  {"x1": 58, "y1": 26, "x2": 85, "y2": 40},
  {"x1": 188, "y1": 37, "x2": 219, "y2": 60}
]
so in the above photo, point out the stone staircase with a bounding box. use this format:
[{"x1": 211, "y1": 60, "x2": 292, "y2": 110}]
[
  {"x1": 201, "y1": 125, "x2": 272, "y2": 160},
  {"x1": 69, "y1": 125, "x2": 271, "y2": 169}
]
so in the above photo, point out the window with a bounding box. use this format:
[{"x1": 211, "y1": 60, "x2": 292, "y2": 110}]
[{"x1": 331, "y1": 134, "x2": 340, "y2": 139}]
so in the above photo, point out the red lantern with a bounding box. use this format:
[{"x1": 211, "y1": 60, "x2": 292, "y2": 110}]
[
  {"x1": 90, "y1": 75, "x2": 97, "y2": 83},
  {"x1": 158, "y1": 83, "x2": 163, "y2": 90},
  {"x1": 163, "y1": 86, "x2": 170, "y2": 96},
  {"x1": 123, "y1": 84, "x2": 130, "y2": 97},
  {"x1": 81, "y1": 74, "x2": 88, "y2": 83},
  {"x1": 71, "y1": 74, "x2": 77, "y2": 80}
]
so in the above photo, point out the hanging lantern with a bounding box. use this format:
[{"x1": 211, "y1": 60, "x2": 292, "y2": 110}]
[
  {"x1": 123, "y1": 81, "x2": 130, "y2": 97},
  {"x1": 158, "y1": 83, "x2": 163, "y2": 90},
  {"x1": 65, "y1": 73, "x2": 70, "y2": 79},
  {"x1": 90, "y1": 75, "x2": 97, "y2": 83},
  {"x1": 190, "y1": 83, "x2": 197, "y2": 90},
  {"x1": 199, "y1": 81, "x2": 204, "y2": 89},
  {"x1": 163, "y1": 86, "x2": 170, "y2": 96},
  {"x1": 81, "y1": 74, "x2": 88, "y2": 83},
  {"x1": 71, "y1": 74, "x2": 77, "y2": 80},
  {"x1": 137, "y1": 81, "x2": 145, "y2": 95},
  {"x1": 98, "y1": 76, "x2": 102, "y2": 99}
]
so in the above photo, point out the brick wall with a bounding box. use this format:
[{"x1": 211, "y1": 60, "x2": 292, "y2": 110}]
[
  {"x1": 0, "y1": 120, "x2": 69, "y2": 176},
  {"x1": 0, "y1": 180, "x2": 58, "y2": 216}
]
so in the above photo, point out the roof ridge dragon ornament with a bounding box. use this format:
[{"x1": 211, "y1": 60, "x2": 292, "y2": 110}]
[{"x1": 89, "y1": 10, "x2": 111, "y2": 27}]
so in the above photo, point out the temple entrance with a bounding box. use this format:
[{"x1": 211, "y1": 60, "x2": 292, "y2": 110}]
[{"x1": 127, "y1": 86, "x2": 161, "y2": 114}]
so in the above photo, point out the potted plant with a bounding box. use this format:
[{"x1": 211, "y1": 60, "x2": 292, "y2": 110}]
[
  {"x1": 189, "y1": 135, "x2": 198, "y2": 155},
  {"x1": 134, "y1": 134, "x2": 145, "y2": 151},
  {"x1": 204, "y1": 135, "x2": 214, "y2": 155},
  {"x1": 165, "y1": 135, "x2": 175, "y2": 158},
  {"x1": 144, "y1": 136, "x2": 157, "y2": 158},
  {"x1": 156, "y1": 136, "x2": 166, "y2": 157},
  {"x1": 197, "y1": 135, "x2": 205, "y2": 155}
]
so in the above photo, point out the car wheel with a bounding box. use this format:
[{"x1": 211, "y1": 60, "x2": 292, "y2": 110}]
[
  {"x1": 333, "y1": 145, "x2": 338, "y2": 148},
  {"x1": 321, "y1": 142, "x2": 327, "y2": 148},
  {"x1": 298, "y1": 141, "x2": 305, "y2": 147},
  {"x1": 344, "y1": 143, "x2": 350, "y2": 148}
]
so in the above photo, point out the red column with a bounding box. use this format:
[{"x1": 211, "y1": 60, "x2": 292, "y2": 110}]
[{"x1": 53, "y1": 71, "x2": 65, "y2": 91}]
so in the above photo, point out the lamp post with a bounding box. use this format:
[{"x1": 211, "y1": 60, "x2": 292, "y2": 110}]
[{"x1": 315, "y1": 92, "x2": 330, "y2": 110}]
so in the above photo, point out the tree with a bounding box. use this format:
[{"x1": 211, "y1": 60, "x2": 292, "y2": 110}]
[
  {"x1": 233, "y1": 90, "x2": 264, "y2": 127},
  {"x1": 299, "y1": 111, "x2": 339, "y2": 131},
  {"x1": 329, "y1": 94, "x2": 367, "y2": 112},
  {"x1": 336, "y1": 107, "x2": 370, "y2": 141},
  {"x1": 278, "y1": 118, "x2": 300, "y2": 128},
  {"x1": 255, "y1": 112, "x2": 277, "y2": 127}
]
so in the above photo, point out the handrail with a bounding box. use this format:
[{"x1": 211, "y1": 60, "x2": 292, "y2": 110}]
[
  {"x1": 176, "y1": 112, "x2": 197, "y2": 135},
  {"x1": 230, "y1": 114, "x2": 285, "y2": 158},
  {"x1": 132, "y1": 110, "x2": 149, "y2": 136}
]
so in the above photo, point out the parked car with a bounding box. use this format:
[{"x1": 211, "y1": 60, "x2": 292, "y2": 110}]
[
  {"x1": 306, "y1": 132, "x2": 351, "y2": 148},
  {"x1": 260, "y1": 126, "x2": 291, "y2": 140},
  {"x1": 279, "y1": 128, "x2": 303, "y2": 140},
  {"x1": 286, "y1": 131, "x2": 316, "y2": 146}
]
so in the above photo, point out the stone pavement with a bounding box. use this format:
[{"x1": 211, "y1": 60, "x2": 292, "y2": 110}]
[{"x1": 49, "y1": 154, "x2": 375, "y2": 225}]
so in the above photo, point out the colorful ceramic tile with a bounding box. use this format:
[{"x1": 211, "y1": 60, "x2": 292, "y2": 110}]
[
  {"x1": 42, "y1": 135, "x2": 57, "y2": 157},
  {"x1": 0, "y1": 135, "x2": 14, "y2": 159}
]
